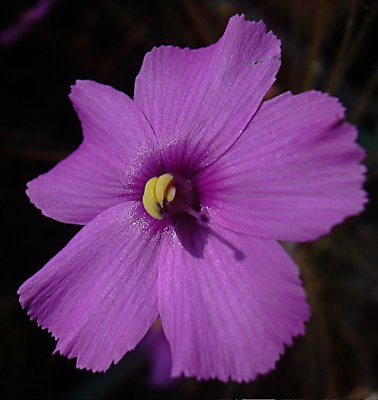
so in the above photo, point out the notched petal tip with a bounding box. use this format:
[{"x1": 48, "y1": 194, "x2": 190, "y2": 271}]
[
  {"x1": 69, "y1": 78, "x2": 94, "y2": 93},
  {"x1": 303, "y1": 89, "x2": 347, "y2": 120},
  {"x1": 69, "y1": 79, "x2": 88, "y2": 102},
  {"x1": 18, "y1": 267, "x2": 146, "y2": 375},
  {"x1": 68, "y1": 79, "x2": 107, "y2": 106},
  {"x1": 228, "y1": 13, "x2": 282, "y2": 52},
  {"x1": 171, "y1": 309, "x2": 311, "y2": 383},
  {"x1": 25, "y1": 177, "x2": 56, "y2": 222},
  {"x1": 54, "y1": 341, "x2": 115, "y2": 373}
]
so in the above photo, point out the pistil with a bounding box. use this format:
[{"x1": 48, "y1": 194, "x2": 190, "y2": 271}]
[{"x1": 172, "y1": 195, "x2": 209, "y2": 225}]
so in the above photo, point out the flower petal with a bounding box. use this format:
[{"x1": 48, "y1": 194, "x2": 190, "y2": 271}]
[
  {"x1": 18, "y1": 202, "x2": 161, "y2": 372},
  {"x1": 27, "y1": 80, "x2": 156, "y2": 225},
  {"x1": 196, "y1": 91, "x2": 367, "y2": 242},
  {"x1": 158, "y1": 220, "x2": 310, "y2": 382},
  {"x1": 141, "y1": 328, "x2": 172, "y2": 387},
  {"x1": 134, "y1": 14, "x2": 280, "y2": 170}
]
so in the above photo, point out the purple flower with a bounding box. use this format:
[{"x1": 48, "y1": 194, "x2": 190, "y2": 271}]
[
  {"x1": 18, "y1": 15, "x2": 366, "y2": 382},
  {"x1": 141, "y1": 325, "x2": 173, "y2": 387}
]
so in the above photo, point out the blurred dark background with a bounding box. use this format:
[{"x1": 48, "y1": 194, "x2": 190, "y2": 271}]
[{"x1": 1, "y1": 0, "x2": 377, "y2": 398}]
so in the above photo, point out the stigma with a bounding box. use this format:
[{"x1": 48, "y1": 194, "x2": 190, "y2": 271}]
[{"x1": 142, "y1": 173, "x2": 176, "y2": 220}]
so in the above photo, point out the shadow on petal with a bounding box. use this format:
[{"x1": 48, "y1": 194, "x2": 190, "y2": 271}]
[
  {"x1": 174, "y1": 214, "x2": 245, "y2": 261},
  {"x1": 208, "y1": 227, "x2": 245, "y2": 262},
  {"x1": 174, "y1": 214, "x2": 208, "y2": 259}
]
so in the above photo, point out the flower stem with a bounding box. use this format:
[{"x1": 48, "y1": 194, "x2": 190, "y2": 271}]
[{"x1": 325, "y1": 0, "x2": 357, "y2": 94}]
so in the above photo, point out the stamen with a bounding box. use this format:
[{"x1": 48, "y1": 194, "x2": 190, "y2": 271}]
[
  {"x1": 142, "y1": 173, "x2": 176, "y2": 220},
  {"x1": 142, "y1": 173, "x2": 208, "y2": 224},
  {"x1": 155, "y1": 174, "x2": 175, "y2": 207},
  {"x1": 142, "y1": 177, "x2": 162, "y2": 220}
]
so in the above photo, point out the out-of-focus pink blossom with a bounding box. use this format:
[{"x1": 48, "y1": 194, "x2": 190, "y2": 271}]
[{"x1": 0, "y1": 0, "x2": 58, "y2": 47}]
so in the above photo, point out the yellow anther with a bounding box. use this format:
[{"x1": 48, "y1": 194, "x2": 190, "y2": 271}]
[
  {"x1": 155, "y1": 173, "x2": 175, "y2": 207},
  {"x1": 166, "y1": 185, "x2": 176, "y2": 202},
  {"x1": 142, "y1": 177, "x2": 162, "y2": 220},
  {"x1": 142, "y1": 173, "x2": 176, "y2": 220}
]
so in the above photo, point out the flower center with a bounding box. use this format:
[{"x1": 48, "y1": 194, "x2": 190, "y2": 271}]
[
  {"x1": 142, "y1": 173, "x2": 209, "y2": 224},
  {"x1": 142, "y1": 173, "x2": 176, "y2": 220}
]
